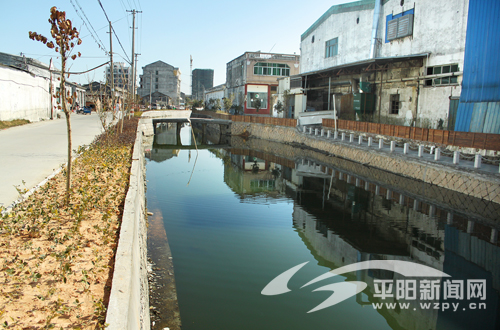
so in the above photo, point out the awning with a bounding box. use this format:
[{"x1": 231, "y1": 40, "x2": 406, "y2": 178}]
[{"x1": 294, "y1": 53, "x2": 430, "y2": 79}]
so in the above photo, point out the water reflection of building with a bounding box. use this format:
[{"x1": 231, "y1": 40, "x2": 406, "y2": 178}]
[
  {"x1": 293, "y1": 161, "x2": 500, "y2": 330},
  {"x1": 219, "y1": 148, "x2": 500, "y2": 330},
  {"x1": 146, "y1": 123, "x2": 183, "y2": 163},
  {"x1": 223, "y1": 152, "x2": 284, "y2": 200}
]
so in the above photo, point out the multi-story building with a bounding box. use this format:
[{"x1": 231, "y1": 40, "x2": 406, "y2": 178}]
[
  {"x1": 105, "y1": 62, "x2": 131, "y2": 90},
  {"x1": 290, "y1": 0, "x2": 500, "y2": 133},
  {"x1": 192, "y1": 69, "x2": 214, "y2": 101},
  {"x1": 138, "y1": 61, "x2": 181, "y2": 106},
  {"x1": 225, "y1": 52, "x2": 300, "y2": 115}
]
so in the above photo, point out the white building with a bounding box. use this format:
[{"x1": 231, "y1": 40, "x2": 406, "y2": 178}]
[
  {"x1": 291, "y1": 0, "x2": 468, "y2": 129},
  {"x1": 0, "y1": 52, "x2": 84, "y2": 121},
  {"x1": 204, "y1": 84, "x2": 225, "y2": 111},
  {"x1": 105, "y1": 62, "x2": 131, "y2": 90}
]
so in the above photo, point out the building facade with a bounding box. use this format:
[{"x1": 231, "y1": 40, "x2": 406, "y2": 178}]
[
  {"x1": 192, "y1": 69, "x2": 214, "y2": 101},
  {"x1": 105, "y1": 62, "x2": 131, "y2": 90},
  {"x1": 226, "y1": 52, "x2": 300, "y2": 115},
  {"x1": 292, "y1": 0, "x2": 478, "y2": 130},
  {"x1": 204, "y1": 84, "x2": 225, "y2": 111},
  {"x1": 0, "y1": 52, "x2": 84, "y2": 121},
  {"x1": 138, "y1": 61, "x2": 181, "y2": 105}
]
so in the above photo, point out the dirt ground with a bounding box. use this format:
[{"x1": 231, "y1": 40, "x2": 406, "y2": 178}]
[{"x1": 0, "y1": 118, "x2": 138, "y2": 329}]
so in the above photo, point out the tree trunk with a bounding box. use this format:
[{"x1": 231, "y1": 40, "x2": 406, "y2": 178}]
[{"x1": 60, "y1": 47, "x2": 72, "y2": 205}]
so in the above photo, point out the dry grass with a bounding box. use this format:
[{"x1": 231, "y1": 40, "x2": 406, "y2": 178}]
[
  {"x1": 0, "y1": 117, "x2": 139, "y2": 329},
  {"x1": 0, "y1": 120, "x2": 30, "y2": 130}
]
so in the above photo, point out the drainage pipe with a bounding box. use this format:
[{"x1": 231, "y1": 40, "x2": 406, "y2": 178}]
[{"x1": 369, "y1": 0, "x2": 382, "y2": 59}]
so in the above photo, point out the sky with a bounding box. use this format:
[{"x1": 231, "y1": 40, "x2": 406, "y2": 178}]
[{"x1": 2, "y1": 0, "x2": 347, "y2": 94}]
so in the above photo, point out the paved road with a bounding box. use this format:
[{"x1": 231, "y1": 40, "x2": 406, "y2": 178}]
[{"x1": 0, "y1": 114, "x2": 107, "y2": 209}]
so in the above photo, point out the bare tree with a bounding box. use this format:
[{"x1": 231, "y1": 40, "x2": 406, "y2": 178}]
[{"x1": 29, "y1": 6, "x2": 82, "y2": 204}]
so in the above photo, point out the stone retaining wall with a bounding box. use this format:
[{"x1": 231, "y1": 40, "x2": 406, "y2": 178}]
[{"x1": 232, "y1": 122, "x2": 500, "y2": 205}]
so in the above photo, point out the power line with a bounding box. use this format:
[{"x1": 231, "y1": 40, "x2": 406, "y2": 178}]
[
  {"x1": 95, "y1": 0, "x2": 131, "y2": 64},
  {"x1": 112, "y1": 27, "x2": 131, "y2": 64},
  {"x1": 69, "y1": 0, "x2": 108, "y2": 54},
  {"x1": 96, "y1": 0, "x2": 110, "y2": 22}
]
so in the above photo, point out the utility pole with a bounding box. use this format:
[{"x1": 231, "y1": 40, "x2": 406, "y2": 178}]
[
  {"x1": 109, "y1": 21, "x2": 115, "y2": 118},
  {"x1": 190, "y1": 55, "x2": 193, "y2": 98},
  {"x1": 149, "y1": 71, "x2": 152, "y2": 108},
  {"x1": 127, "y1": 9, "x2": 142, "y2": 104},
  {"x1": 134, "y1": 52, "x2": 140, "y2": 111}
]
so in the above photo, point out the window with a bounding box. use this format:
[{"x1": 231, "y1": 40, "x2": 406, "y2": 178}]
[
  {"x1": 155, "y1": 78, "x2": 158, "y2": 82},
  {"x1": 386, "y1": 9, "x2": 414, "y2": 42},
  {"x1": 253, "y1": 63, "x2": 290, "y2": 76},
  {"x1": 325, "y1": 38, "x2": 338, "y2": 58},
  {"x1": 156, "y1": 71, "x2": 158, "y2": 75},
  {"x1": 248, "y1": 92, "x2": 268, "y2": 109},
  {"x1": 425, "y1": 64, "x2": 459, "y2": 86},
  {"x1": 390, "y1": 94, "x2": 400, "y2": 114},
  {"x1": 155, "y1": 84, "x2": 158, "y2": 90}
]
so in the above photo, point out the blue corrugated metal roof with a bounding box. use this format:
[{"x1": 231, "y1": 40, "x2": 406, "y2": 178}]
[{"x1": 455, "y1": 0, "x2": 500, "y2": 133}]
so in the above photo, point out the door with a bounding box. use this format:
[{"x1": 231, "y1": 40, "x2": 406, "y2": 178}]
[{"x1": 448, "y1": 98, "x2": 459, "y2": 130}]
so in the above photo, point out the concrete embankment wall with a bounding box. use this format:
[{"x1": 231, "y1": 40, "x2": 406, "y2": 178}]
[
  {"x1": 231, "y1": 122, "x2": 500, "y2": 205},
  {"x1": 106, "y1": 126, "x2": 150, "y2": 329}
]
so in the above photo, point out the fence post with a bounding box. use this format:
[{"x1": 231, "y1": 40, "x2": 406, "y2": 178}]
[
  {"x1": 379, "y1": 138, "x2": 384, "y2": 149},
  {"x1": 403, "y1": 143, "x2": 409, "y2": 154},
  {"x1": 315, "y1": 128, "x2": 319, "y2": 136},
  {"x1": 334, "y1": 131, "x2": 338, "y2": 139},
  {"x1": 368, "y1": 137, "x2": 373, "y2": 147},
  {"x1": 327, "y1": 130, "x2": 331, "y2": 138},
  {"x1": 418, "y1": 145, "x2": 424, "y2": 157},
  {"x1": 358, "y1": 136, "x2": 363, "y2": 145},
  {"x1": 434, "y1": 148, "x2": 441, "y2": 161},
  {"x1": 453, "y1": 151, "x2": 460, "y2": 164},
  {"x1": 390, "y1": 141, "x2": 396, "y2": 152},
  {"x1": 309, "y1": 127, "x2": 313, "y2": 135},
  {"x1": 474, "y1": 154, "x2": 482, "y2": 168},
  {"x1": 342, "y1": 133, "x2": 346, "y2": 141},
  {"x1": 349, "y1": 133, "x2": 354, "y2": 143},
  {"x1": 303, "y1": 126, "x2": 307, "y2": 133},
  {"x1": 321, "y1": 129, "x2": 325, "y2": 137}
]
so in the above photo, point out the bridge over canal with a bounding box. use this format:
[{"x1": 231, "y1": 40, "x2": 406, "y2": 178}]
[{"x1": 140, "y1": 110, "x2": 231, "y2": 138}]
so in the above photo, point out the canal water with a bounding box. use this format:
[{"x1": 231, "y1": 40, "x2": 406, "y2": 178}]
[{"x1": 146, "y1": 124, "x2": 500, "y2": 330}]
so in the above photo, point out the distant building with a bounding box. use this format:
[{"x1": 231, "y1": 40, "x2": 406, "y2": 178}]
[
  {"x1": 225, "y1": 52, "x2": 300, "y2": 115},
  {"x1": 291, "y1": 0, "x2": 500, "y2": 132},
  {"x1": 204, "y1": 84, "x2": 225, "y2": 111},
  {"x1": 137, "y1": 61, "x2": 181, "y2": 105},
  {"x1": 192, "y1": 69, "x2": 214, "y2": 101},
  {"x1": 105, "y1": 62, "x2": 131, "y2": 90}
]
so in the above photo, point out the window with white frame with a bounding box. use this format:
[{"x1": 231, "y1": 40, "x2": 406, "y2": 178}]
[
  {"x1": 254, "y1": 63, "x2": 290, "y2": 76},
  {"x1": 425, "y1": 64, "x2": 459, "y2": 86},
  {"x1": 325, "y1": 38, "x2": 338, "y2": 58}
]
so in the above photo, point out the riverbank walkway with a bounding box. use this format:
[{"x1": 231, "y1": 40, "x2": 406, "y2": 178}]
[
  {"x1": 300, "y1": 126, "x2": 500, "y2": 176},
  {"x1": 0, "y1": 114, "x2": 107, "y2": 210}
]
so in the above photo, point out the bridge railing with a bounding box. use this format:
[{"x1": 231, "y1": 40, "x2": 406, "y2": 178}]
[{"x1": 198, "y1": 111, "x2": 297, "y2": 127}]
